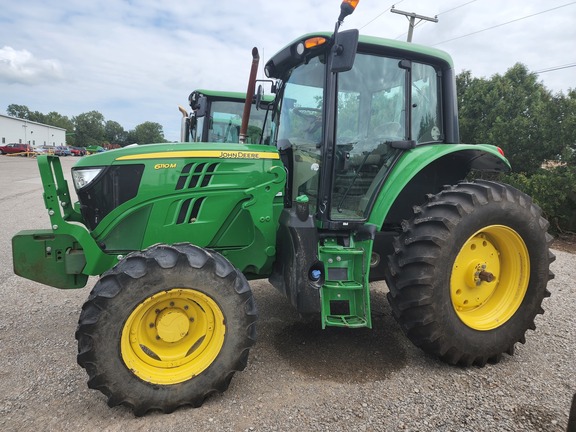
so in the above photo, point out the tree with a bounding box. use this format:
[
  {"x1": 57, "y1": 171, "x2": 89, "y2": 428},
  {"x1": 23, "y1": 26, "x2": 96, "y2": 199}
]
[
  {"x1": 104, "y1": 120, "x2": 127, "y2": 146},
  {"x1": 553, "y1": 89, "x2": 576, "y2": 164},
  {"x1": 458, "y1": 65, "x2": 576, "y2": 232},
  {"x1": 457, "y1": 64, "x2": 562, "y2": 175},
  {"x1": 74, "y1": 111, "x2": 106, "y2": 147},
  {"x1": 44, "y1": 111, "x2": 73, "y2": 130},
  {"x1": 131, "y1": 121, "x2": 166, "y2": 144},
  {"x1": 7, "y1": 104, "x2": 31, "y2": 119},
  {"x1": 6, "y1": 104, "x2": 169, "y2": 148},
  {"x1": 506, "y1": 167, "x2": 576, "y2": 233},
  {"x1": 43, "y1": 111, "x2": 75, "y2": 145}
]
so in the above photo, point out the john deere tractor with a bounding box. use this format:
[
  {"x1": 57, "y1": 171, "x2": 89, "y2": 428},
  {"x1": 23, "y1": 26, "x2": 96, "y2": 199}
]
[
  {"x1": 12, "y1": 0, "x2": 554, "y2": 415},
  {"x1": 180, "y1": 89, "x2": 273, "y2": 144}
]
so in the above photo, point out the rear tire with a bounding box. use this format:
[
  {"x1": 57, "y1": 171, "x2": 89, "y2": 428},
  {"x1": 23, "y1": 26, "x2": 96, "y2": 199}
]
[
  {"x1": 386, "y1": 180, "x2": 555, "y2": 366},
  {"x1": 76, "y1": 243, "x2": 257, "y2": 415}
]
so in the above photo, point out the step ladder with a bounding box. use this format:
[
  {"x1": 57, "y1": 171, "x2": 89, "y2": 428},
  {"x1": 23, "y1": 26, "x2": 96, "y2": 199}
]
[{"x1": 318, "y1": 238, "x2": 372, "y2": 329}]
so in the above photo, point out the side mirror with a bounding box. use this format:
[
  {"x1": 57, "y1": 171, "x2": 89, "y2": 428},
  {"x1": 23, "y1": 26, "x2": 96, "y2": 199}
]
[
  {"x1": 331, "y1": 29, "x2": 359, "y2": 73},
  {"x1": 189, "y1": 92, "x2": 208, "y2": 117},
  {"x1": 194, "y1": 96, "x2": 208, "y2": 118},
  {"x1": 255, "y1": 84, "x2": 264, "y2": 111}
]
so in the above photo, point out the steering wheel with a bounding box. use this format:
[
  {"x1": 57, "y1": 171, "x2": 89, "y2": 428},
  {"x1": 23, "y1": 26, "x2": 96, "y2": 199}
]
[
  {"x1": 293, "y1": 107, "x2": 322, "y2": 120},
  {"x1": 293, "y1": 107, "x2": 322, "y2": 136}
]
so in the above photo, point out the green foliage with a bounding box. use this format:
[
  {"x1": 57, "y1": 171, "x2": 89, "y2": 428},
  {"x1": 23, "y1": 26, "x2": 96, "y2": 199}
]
[
  {"x1": 553, "y1": 89, "x2": 576, "y2": 164},
  {"x1": 7, "y1": 104, "x2": 32, "y2": 119},
  {"x1": 104, "y1": 120, "x2": 127, "y2": 146},
  {"x1": 504, "y1": 167, "x2": 576, "y2": 233},
  {"x1": 458, "y1": 64, "x2": 563, "y2": 176},
  {"x1": 73, "y1": 111, "x2": 106, "y2": 148},
  {"x1": 44, "y1": 111, "x2": 74, "y2": 131},
  {"x1": 131, "y1": 122, "x2": 166, "y2": 144},
  {"x1": 458, "y1": 64, "x2": 576, "y2": 233},
  {"x1": 337, "y1": 91, "x2": 360, "y2": 139}
]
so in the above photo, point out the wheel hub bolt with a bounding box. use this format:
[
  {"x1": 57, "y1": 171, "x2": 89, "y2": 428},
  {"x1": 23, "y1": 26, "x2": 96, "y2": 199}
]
[{"x1": 478, "y1": 270, "x2": 494, "y2": 282}]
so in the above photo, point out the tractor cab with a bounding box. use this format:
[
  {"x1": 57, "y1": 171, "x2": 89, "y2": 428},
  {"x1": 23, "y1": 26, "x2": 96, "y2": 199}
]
[
  {"x1": 265, "y1": 33, "x2": 456, "y2": 229},
  {"x1": 263, "y1": 4, "x2": 511, "y2": 328},
  {"x1": 181, "y1": 89, "x2": 274, "y2": 145}
]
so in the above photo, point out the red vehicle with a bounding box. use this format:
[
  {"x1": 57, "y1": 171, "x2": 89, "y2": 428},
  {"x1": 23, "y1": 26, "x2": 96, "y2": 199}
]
[
  {"x1": 0, "y1": 143, "x2": 32, "y2": 155},
  {"x1": 70, "y1": 146, "x2": 87, "y2": 156}
]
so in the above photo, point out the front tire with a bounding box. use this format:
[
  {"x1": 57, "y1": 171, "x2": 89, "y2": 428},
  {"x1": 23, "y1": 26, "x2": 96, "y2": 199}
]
[
  {"x1": 386, "y1": 180, "x2": 555, "y2": 366},
  {"x1": 76, "y1": 243, "x2": 257, "y2": 415}
]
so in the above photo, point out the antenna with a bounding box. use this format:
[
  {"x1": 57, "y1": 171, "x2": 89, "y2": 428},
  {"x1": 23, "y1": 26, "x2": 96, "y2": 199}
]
[{"x1": 391, "y1": 7, "x2": 438, "y2": 42}]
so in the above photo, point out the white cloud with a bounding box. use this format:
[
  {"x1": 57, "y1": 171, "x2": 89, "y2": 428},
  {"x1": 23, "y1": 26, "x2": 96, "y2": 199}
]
[
  {"x1": 0, "y1": 0, "x2": 575, "y2": 141},
  {"x1": 0, "y1": 46, "x2": 64, "y2": 85}
]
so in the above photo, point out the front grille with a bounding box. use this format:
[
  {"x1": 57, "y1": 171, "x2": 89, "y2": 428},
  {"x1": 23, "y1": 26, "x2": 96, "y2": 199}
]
[{"x1": 76, "y1": 164, "x2": 144, "y2": 230}]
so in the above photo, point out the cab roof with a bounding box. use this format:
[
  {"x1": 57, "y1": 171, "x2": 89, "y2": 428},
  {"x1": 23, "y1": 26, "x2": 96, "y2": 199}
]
[
  {"x1": 265, "y1": 31, "x2": 454, "y2": 79},
  {"x1": 193, "y1": 89, "x2": 274, "y2": 103}
]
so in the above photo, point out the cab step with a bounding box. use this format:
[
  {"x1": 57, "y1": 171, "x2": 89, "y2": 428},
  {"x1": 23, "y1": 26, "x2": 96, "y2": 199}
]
[{"x1": 318, "y1": 239, "x2": 372, "y2": 329}]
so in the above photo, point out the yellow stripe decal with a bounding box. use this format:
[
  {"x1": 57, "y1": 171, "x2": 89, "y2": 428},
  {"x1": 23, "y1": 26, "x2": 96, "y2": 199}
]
[{"x1": 116, "y1": 150, "x2": 280, "y2": 161}]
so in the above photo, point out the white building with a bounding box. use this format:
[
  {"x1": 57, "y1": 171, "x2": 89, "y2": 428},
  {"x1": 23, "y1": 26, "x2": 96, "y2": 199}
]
[{"x1": 0, "y1": 114, "x2": 67, "y2": 147}]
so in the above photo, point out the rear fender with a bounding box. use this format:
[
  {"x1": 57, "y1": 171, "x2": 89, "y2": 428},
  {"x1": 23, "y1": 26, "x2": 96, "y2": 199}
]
[{"x1": 367, "y1": 144, "x2": 510, "y2": 229}]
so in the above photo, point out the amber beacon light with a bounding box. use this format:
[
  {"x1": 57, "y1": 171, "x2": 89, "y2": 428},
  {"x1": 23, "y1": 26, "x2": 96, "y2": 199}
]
[{"x1": 339, "y1": 0, "x2": 359, "y2": 22}]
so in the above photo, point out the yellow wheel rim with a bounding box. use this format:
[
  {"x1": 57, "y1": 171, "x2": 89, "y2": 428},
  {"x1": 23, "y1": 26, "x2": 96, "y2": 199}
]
[
  {"x1": 121, "y1": 288, "x2": 225, "y2": 385},
  {"x1": 450, "y1": 225, "x2": 530, "y2": 331}
]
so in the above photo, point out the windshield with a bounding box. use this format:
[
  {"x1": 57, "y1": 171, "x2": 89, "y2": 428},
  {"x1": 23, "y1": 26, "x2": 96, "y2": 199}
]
[
  {"x1": 274, "y1": 51, "x2": 443, "y2": 221},
  {"x1": 192, "y1": 99, "x2": 272, "y2": 144}
]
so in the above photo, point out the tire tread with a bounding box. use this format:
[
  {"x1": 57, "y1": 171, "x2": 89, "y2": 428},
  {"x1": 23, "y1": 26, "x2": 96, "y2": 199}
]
[
  {"x1": 76, "y1": 243, "x2": 256, "y2": 415},
  {"x1": 386, "y1": 180, "x2": 554, "y2": 366}
]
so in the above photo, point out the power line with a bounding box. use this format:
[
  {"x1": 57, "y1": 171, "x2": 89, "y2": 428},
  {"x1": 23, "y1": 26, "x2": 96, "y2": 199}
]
[
  {"x1": 394, "y1": 0, "x2": 477, "y2": 40},
  {"x1": 432, "y1": 1, "x2": 576, "y2": 46},
  {"x1": 534, "y1": 63, "x2": 576, "y2": 74},
  {"x1": 359, "y1": 1, "x2": 404, "y2": 30},
  {"x1": 438, "y1": 0, "x2": 478, "y2": 16}
]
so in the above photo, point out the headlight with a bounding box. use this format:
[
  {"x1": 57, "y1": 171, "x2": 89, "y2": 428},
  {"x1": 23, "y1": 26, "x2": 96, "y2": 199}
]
[{"x1": 72, "y1": 168, "x2": 103, "y2": 189}]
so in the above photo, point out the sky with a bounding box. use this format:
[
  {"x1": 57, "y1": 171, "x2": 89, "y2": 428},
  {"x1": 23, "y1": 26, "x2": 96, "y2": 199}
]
[{"x1": 1, "y1": 0, "x2": 575, "y2": 142}]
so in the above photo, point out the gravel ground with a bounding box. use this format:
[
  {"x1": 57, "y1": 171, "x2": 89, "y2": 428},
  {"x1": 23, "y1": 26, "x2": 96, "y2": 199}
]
[{"x1": 0, "y1": 155, "x2": 574, "y2": 432}]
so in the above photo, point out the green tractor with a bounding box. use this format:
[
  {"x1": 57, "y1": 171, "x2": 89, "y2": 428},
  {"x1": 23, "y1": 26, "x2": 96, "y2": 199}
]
[
  {"x1": 179, "y1": 89, "x2": 274, "y2": 144},
  {"x1": 12, "y1": 0, "x2": 554, "y2": 415}
]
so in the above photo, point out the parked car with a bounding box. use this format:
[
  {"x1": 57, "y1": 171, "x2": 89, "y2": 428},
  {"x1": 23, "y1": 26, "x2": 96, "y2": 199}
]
[
  {"x1": 54, "y1": 146, "x2": 72, "y2": 156},
  {"x1": 0, "y1": 143, "x2": 32, "y2": 155},
  {"x1": 70, "y1": 146, "x2": 87, "y2": 156},
  {"x1": 39, "y1": 146, "x2": 56, "y2": 155}
]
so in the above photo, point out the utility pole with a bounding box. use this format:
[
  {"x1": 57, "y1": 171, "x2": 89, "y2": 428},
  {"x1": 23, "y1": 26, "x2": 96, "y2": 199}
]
[{"x1": 391, "y1": 7, "x2": 438, "y2": 42}]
